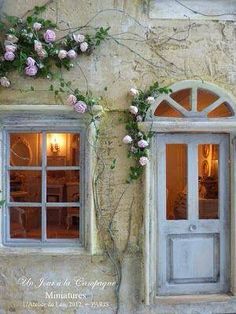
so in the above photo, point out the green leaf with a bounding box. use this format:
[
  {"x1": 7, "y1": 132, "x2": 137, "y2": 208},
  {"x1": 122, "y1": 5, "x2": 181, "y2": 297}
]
[{"x1": 110, "y1": 159, "x2": 117, "y2": 170}]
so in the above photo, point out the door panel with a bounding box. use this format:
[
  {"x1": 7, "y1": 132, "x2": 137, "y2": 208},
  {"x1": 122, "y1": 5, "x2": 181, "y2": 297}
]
[{"x1": 156, "y1": 134, "x2": 229, "y2": 295}]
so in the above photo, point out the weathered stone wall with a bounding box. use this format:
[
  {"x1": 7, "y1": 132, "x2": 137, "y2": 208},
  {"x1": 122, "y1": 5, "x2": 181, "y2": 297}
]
[{"x1": 0, "y1": 0, "x2": 236, "y2": 313}]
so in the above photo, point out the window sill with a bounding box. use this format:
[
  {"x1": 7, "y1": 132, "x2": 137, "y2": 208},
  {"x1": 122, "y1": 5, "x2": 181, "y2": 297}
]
[
  {"x1": 0, "y1": 246, "x2": 90, "y2": 256},
  {"x1": 154, "y1": 294, "x2": 234, "y2": 305}
]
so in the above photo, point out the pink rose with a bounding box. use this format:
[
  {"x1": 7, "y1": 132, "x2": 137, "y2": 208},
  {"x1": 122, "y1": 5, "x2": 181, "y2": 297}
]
[
  {"x1": 5, "y1": 44, "x2": 17, "y2": 52},
  {"x1": 6, "y1": 34, "x2": 18, "y2": 43},
  {"x1": 34, "y1": 40, "x2": 43, "y2": 52},
  {"x1": 26, "y1": 57, "x2": 36, "y2": 66},
  {"x1": 43, "y1": 30, "x2": 56, "y2": 43},
  {"x1": 137, "y1": 140, "x2": 149, "y2": 148},
  {"x1": 74, "y1": 101, "x2": 87, "y2": 113},
  {"x1": 67, "y1": 49, "x2": 77, "y2": 59},
  {"x1": 4, "y1": 51, "x2": 15, "y2": 61},
  {"x1": 129, "y1": 105, "x2": 138, "y2": 115},
  {"x1": 139, "y1": 156, "x2": 148, "y2": 166},
  {"x1": 0, "y1": 77, "x2": 10, "y2": 88},
  {"x1": 37, "y1": 49, "x2": 47, "y2": 59},
  {"x1": 58, "y1": 50, "x2": 67, "y2": 59},
  {"x1": 33, "y1": 22, "x2": 42, "y2": 31},
  {"x1": 67, "y1": 94, "x2": 77, "y2": 106},
  {"x1": 25, "y1": 65, "x2": 38, "y2": 76},
  {"x1": 80, "y1": 42, "x2": 88, "y2": 52},
  {"x1": 146, "y1": 96, "x2": 155, "y2": 104},
  {"x1": 123, "y1": 135, "x2": 133, "y2": 144},
  {"x1": 136, "y1": 115, "x2": 143, "y2": 122},
  {"x1": 73, "y1": 34, "x2": 85, "y2": 43},
  {"x1": 129, "y1": 88, "x2": 139, "y2": 97}
]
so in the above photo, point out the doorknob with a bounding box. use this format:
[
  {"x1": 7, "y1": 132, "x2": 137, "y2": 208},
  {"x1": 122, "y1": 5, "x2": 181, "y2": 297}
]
[{"x1": 189, "y1": 224, "x2": 197, "y2": 232}]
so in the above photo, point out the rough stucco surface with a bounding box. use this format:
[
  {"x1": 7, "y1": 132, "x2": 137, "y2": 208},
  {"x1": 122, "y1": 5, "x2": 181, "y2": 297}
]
[{"x1": 0, "y1": 0, "x2": 236, "y2": 313}]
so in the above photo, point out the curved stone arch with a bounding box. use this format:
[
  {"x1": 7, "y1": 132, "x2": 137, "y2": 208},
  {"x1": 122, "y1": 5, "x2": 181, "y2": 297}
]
[{"x1": 146, "y1": 80, "x2": 236, "y2": 121}]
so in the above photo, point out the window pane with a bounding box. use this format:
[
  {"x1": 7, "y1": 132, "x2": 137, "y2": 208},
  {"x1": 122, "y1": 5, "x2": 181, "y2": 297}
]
[
  {"x1": 154, "y1": 101, "x2": 184, "y2": 117},
  {"x1": 47, "y1": 207, "x2": 79, "y2": 239},
  {"x1": 166, "y1": 144, "x2": 187, "y2": 220},
  {"x1": 10, "y1": 207, "x2": 41, "y2": 239},
  {"x1": 198, "y1": 144, "x2": 219, "y2": 219},
  {"x1": 170, "y1": 88, "x2": 191, "y2": 111},
  {"x1": 47, "y1": 170, "x2": 80, "y2": 202},
  {"x1": 197, "y1": 89, "x2": 219, "y2": 112},
  {"x1": 10, "y1": 133, "x2": 42, "y2": 166},
  {"x1": 10, "y1": 171, "x2": 41, "y2": 202},
  {"x1": 47, "y1": 133, "x2": 80, "y2": 166},
  {"x1": 207, "y1": 102, "x2": 233, "y2": 118}
]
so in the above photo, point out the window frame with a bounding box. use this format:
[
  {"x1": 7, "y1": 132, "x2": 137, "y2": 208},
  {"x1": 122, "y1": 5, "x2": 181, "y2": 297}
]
[{"x1": 1, "y1": 119, "x2": 88, "y2": 248}]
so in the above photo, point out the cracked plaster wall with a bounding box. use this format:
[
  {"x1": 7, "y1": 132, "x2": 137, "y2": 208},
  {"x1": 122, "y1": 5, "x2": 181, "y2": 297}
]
[{"x1": 0, "y1": 0, "x2": 236, "y2": 313}]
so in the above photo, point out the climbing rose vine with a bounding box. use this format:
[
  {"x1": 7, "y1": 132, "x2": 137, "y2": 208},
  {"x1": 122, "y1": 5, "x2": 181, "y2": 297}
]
[
  {"x1": 123, "y1": 82, "x2": 171, "y2": 182},
  {"x1": 0, "y1": 4, "x2": 110, "y2": 87}
]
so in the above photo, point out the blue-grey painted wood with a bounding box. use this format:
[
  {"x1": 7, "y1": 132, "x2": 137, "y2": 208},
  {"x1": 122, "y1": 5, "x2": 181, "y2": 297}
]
[{"x1": 156, "y1": 134, "x2": 230, "y2": 295}]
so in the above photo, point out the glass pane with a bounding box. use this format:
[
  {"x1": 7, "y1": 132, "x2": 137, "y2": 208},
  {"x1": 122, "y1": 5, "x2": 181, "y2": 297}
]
[
  {"x1": 197, "y1": 89, "x2": 219, "y2": 111},
  {"x1": 170, "y1": 88, "x2": 191, "y2": 111},
  {"x1": 10, "y1": 207, "x2": 41, "y2": 239},
  {"x1": 208, "y1": 102, "x2": 233, "y2": 118},
  {"x1": 166, "y1": 144, "x2": 187, "y2": 220},
  {"x1": 10, "y1": 171, "x2": 41, "y2": 202},
  {"x1": 47, "y1": 170, "x2": 80, "y2": 202},
  {"x1": 47, "y1": 207, "x2": 79, "y2": 239},
  {"x1": 47, "y1": 133, "x2": 80, "y2": 166},
  {"x1": 198, "y1": 144, "x2": 219, "y2": 219},
  {"x1": 154, "y1": 101, "x2": 183, "y2": 117},
  {"x1": 10, "y1": 133, "x2": 42, "y2": 166}
]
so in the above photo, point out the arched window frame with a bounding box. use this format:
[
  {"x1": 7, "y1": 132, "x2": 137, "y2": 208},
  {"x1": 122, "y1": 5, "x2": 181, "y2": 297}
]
[{"x1": 145, "y1": 80, "x2": 236, "y2": 121}]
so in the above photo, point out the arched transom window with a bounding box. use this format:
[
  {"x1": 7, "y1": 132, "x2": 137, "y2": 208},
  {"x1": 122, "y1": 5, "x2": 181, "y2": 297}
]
[{"x1": 146, "y1": 81, "x2": 236, "y2": 120}]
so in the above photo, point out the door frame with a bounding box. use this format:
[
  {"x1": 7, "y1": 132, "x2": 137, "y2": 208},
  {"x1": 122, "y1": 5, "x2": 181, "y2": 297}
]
[
  {"x1": 155, "y1": 133, "x2": 229, "y2": 295},
  {"x1": 143, "y1": 125, "x2": 236, "y2": 304}
]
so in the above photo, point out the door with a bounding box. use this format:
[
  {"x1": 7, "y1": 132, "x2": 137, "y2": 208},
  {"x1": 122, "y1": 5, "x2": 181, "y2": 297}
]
[{"x1": 156, "y1": 133, "x2": 230, "y2": 295}]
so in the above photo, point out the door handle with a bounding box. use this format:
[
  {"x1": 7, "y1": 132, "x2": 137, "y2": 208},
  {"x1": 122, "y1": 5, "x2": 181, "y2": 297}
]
[{"x1": 189, "y1": 224, "x2": 197, "y2": 232}]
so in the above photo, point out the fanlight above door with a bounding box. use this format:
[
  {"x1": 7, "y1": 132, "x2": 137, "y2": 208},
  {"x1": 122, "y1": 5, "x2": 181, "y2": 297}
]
[{"x1": 146, "y1": 81, "x2": 236, "y2": 119}]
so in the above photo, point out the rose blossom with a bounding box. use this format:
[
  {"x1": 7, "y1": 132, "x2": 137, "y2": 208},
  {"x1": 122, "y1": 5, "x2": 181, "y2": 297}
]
[
  {"x1": 130, "y1": 146, "x2": 137, "y2": 153},
  {"x1": 73, "y1": 34, "x2": 85, "y2": 43},
  {"x1": 33, "y1": 22, "x2": 42, "y2": 31},
  {"x1": 43, "y1": 30, "x2": 56, "y2": 43},
  {"x1": 25, "y1": 65, "x2": 38, "y2": 76},
  {"x1": 58, "y1": 50, "x2": 67, "y2": 59},
  {"x1": 67, "y1": 49, "x2": 77, "y2": 59},
  {"x1": 137, "y1": 139, "x2": 149, "y2": 148},
  {"x1": 129, "y1": 88, "x2": 139, "y2": 97},
  {"x1": 80, "y1": 42, "x2": 88, "y2": 52},
  {"x1": 4, "y1": 51, "x2": 15, "y2": 61},
  {"x1": 129, "y1": 105, "x2": 138, "y2": 115},
  {"x1": 123, "y1": 135, "x2": 133, "y2": 144},
  {"x1": 139, "y1": 156, "x2": 148, "y2": 166},
  {"x1": 74, "y1": 101, "x2": 87, "y2": 113},
  {"x1": 136, "y1": 115, "x2": 143, "y2": 122},
  {"x1": 5, "y1": 44, "x2": 17, "y2": 52},
  {"x1": 26, "y1": 57, "x2": 36, "y2": 66},
  {"x1": 37, "y1": 49, "x2": 47, "y2": 59},
  {"x1": 67, "y1": 94, "x2": 77, "y2": 106},
  {"x1": 6, "y1": 34, "x2": 18, "y2": 43},
  {"x1": 146, "y1": 96, "x2": 155, "y2": 104},
  {"x1": 0, "y1": 77, "x2": 10, "y2": 88},
  {"x1": 34, "y1": 40, "x2": 43, "y2": 52}
]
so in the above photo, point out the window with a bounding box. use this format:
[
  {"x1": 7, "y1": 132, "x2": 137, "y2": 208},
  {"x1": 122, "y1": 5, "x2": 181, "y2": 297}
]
[
  {"x1": 148, "y1": 0, "x2": 236, "y2": 21},
  {"x1": 4, "y1": 131, "x2": 82, "y2": 246},
  {"x1": 146, "y1": 81, "x2": 236, "y2": 120}
]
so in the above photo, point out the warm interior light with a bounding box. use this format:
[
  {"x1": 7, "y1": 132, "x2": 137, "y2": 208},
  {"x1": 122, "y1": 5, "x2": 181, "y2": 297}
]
[{"x1": 50, "y1": 136, "x2": 60, "y2": 154}]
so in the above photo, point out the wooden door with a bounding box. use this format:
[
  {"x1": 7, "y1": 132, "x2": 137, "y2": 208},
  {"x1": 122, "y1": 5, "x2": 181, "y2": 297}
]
[{"x1": 156, "y1": 133, "x2": 229, "y2": 295}]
